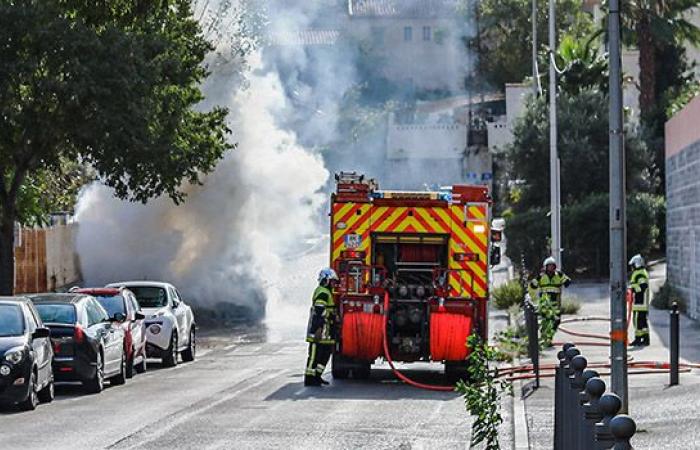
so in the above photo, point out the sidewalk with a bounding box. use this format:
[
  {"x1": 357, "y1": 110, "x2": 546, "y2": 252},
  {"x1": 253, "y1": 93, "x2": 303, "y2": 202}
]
[{"x1": 522, "y1": 266, "x2": 700, "y2": 449}]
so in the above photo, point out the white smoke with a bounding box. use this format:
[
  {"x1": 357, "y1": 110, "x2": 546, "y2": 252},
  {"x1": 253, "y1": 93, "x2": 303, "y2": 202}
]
[{"x1": 76, "y1": 44, "x2": 328, "y2": 329}]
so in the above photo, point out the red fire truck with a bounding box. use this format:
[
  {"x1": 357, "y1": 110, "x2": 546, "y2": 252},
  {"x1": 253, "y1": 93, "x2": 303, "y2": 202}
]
[{"x1": 329, "y1": 172, "x2": 501, "y2": 379}]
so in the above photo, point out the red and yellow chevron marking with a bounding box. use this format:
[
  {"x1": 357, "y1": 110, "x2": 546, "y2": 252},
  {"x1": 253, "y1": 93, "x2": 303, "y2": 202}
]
[
  {"x1": 370, "y1": 207, "x2": 451, "y2": 234},
  {"x1": 447, "y1": 204, "x2": 489, "y2": 299},
  {"x1": 331, "y1": 202, "x2": 372, "y2": 263}
]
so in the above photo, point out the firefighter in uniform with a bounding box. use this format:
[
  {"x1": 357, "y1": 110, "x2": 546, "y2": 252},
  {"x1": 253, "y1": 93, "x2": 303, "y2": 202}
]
[
  {"x1": 304, "y1": 268, "x2": 339, "y2": 387},
  {"x1": 629, "y1": 254, "x2": 650, "y2": 347},
  {"x1": 529, "y1": 257, "x2": 572, "y2": 326}
]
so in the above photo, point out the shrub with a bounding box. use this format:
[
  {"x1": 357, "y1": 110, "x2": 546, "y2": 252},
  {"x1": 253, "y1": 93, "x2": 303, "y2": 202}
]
[
  {"x1": 560, "y1": 296, "x2": 581, "y2": 315},
  {"x1": 651, "y1": 282, "x2": 686, "y2": 313},
  {"x1": 492, "y1": 280, "x2": 525, "y2": 310}
]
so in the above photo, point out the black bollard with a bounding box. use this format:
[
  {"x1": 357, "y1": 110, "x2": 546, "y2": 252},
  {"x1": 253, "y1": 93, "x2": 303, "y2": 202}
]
[
  {"x1": 554, "y1": 349, "x2": 569, "y2": 450},
  {"x1": 610, "y1": 415, "x2": 636, "y2": 450},
  {"x1": 555, "y1": 345, "x2": 579, "y2": 450},
  {"x1": 582, "y1": 377, "x2": 606, "y2": 450},
  {"x1": 568, "y1": 356, "x2": 588, "y2": 450},
  {"x1": 579, "y1": 369, "x2": 601, "y2": 406},
  {"x1": 670, "y1": 302, "x2": 680, "y2": 386},
  {"x1": 595, "y1": 393, "x2": 622, "y2": 449}
]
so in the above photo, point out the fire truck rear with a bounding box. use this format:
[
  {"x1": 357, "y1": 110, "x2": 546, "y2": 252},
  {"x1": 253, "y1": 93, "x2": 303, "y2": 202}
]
[{"x1": 330, "y1": 172, "x2": 501, "y2": 379}]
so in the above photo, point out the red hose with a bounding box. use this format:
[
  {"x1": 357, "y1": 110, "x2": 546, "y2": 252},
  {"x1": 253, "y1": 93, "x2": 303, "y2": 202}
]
[{"x1": 381, "y1": 292, "x2": 455, "y2": 391}]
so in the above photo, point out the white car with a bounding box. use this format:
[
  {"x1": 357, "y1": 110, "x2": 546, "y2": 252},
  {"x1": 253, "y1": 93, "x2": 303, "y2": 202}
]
[{"x1": 106, "y1": 282, "x2": 195, "y2": 367}]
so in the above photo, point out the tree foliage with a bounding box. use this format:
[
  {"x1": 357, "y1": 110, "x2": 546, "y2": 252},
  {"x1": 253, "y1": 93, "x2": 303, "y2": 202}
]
[
  {"x1": 506, "y1": 89, "x2": 655, "y2": 209},
  {"x1": 465, "y1": 0, "x2": 594, "y2": 91},
  {"x1": 0, "y1": 0, "x2": 235, "y2": 293}
]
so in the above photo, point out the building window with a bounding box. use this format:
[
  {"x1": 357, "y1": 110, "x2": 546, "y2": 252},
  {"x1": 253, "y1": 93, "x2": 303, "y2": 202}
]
[
  {"x1": 423, "y1": 26, "x2": 431, "y2": 41},
  {"x1": 404, "y1": 26, "x2": 412, "y2": 42}
]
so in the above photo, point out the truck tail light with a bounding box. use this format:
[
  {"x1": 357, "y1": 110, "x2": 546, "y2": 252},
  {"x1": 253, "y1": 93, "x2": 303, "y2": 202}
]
[
  {"x1": 341, "y1": 250, "x2": 366, "y2": 260},
  {"x1": 454, "y1": 253, "x2": 479, "y2": 262}
]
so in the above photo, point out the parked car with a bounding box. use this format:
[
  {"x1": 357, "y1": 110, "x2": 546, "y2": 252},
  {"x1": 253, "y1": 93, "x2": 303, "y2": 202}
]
[
  {"x1": 73, "y1": 288, "x2": 147, "y2": 378},
  {"x1": 0, "y1": 297, "x2": 54, "y2": 410},
  {"x1": 107, "y1": 282, "x2": 195, "y2": 367},
  {"x1": 30, "y1": 293, "x2": 127, "y2": 393}
]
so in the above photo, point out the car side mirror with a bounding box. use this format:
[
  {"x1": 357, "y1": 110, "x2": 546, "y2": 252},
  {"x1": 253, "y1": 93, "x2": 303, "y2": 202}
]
[
  {"x1": 111, "y1": 312, "x2": 127, "y2": 323},
  {"x1": 32, "y1": 328, "x2": 50, "y2": 339},
  {"x1": 134, "y1": 312, "x2": 145, "y2": 320},
  {"x1": 171, "y1": 301, "x2": 179, "y2": 309}
]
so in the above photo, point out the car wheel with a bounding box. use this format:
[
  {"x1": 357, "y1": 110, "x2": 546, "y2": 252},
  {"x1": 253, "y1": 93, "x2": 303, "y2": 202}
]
[
  {"x1": 125, "y1": 350, "x2": 134, "y2": 379},
  {"x1": 83, "y1": 352, "x2": 104, "y2": 394},
  {"x1": 135, "y1": 348, "x2": 147, "y2": 374},
  {"x1": 181, "y1": 328, "x2": 195, "y2": 362},
  {"x1": 110, "y1": 352, "x2": 127, "y2": 386},
  {"x1": 162, "y1": 332, "x2": 178, "y2": 367},
  {"x1": 18, "y1": 371, "x2": 39, "y2": 411},
  {"x1": 37, "y1": 375, "x2": 55, "y2": 403}
]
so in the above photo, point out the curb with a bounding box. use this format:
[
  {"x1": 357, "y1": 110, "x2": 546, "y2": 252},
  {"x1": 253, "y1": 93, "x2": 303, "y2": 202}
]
[{"x1": 513, "y1": 379, "x2": 530, "y2": 450}]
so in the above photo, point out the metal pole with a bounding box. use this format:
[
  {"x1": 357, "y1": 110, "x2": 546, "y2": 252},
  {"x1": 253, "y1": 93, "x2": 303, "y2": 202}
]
[
  {"x1": 532, "y1": 0, "x2": 539, "y2": 94},
  {"x1": 548, "y1": 0, "x2": 561, "y2": 267},
  {"x1": 608, "y1": 0, "x2": 628, "y2": 414}
]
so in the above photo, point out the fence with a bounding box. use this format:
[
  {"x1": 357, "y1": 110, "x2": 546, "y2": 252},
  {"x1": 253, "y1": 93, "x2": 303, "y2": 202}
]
[{"x1": 14, "y1": 224, "x2": 80, "y2": 294}]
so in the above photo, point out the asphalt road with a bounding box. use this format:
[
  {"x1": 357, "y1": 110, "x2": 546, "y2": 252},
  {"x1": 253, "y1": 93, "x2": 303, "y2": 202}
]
[{"x1": 0, "y1": 331, "x2": 473, "y2": 450}]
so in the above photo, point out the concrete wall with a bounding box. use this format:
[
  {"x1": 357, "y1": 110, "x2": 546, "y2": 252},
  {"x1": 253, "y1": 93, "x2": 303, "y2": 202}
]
[
  {"x1": 45, "y1": 223, "x2": 80, "y2": 291},
  {"x1": 666, "y1": 95, "x2": 700, "y2": 319}
]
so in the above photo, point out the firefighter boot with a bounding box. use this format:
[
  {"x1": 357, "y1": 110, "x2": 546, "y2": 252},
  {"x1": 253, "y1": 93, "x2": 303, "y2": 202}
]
[
  {"x1": 629, "y1": 337, "x2": 642, "y2": 347},
  {"x1": 641, "y1": 334, "x2": 650, "y2": 347}
]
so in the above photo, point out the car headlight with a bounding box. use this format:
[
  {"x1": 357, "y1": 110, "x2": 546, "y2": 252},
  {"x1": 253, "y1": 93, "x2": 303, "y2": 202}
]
[
  {"x1": 4, "y1": 348, "x2": 24, "y2": 365},
  {"x1": 149, "y1": 324, "x2": 162, "y2": 335},
  {"x1": 0, "y1": 364, "x2": 10, "y2": 376}
]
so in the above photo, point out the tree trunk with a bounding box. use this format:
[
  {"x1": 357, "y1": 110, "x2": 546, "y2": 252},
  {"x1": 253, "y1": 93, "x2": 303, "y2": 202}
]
[
  {"x1": 637, "y1": 19, "x2": 656, "y2": 120},
  {"x1": 0, "y1": 203, "x2": 15, "y2": 295}
]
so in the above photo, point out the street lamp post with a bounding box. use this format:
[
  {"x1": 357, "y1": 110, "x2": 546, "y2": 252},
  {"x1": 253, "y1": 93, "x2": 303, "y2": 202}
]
[
  {"x1": 548, "y1": 0, "x2": 561, "y2": 267},
  {"x1": 608, "y1": 0, "x2": 629, "y2": 413}
]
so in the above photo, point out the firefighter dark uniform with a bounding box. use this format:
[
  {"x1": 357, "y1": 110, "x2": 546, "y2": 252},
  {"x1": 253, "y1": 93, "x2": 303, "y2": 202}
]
[
  {"x1": 529, "y1": 263, "x2": 571, "y2": 326},
  {"x1": 304, "y1": 284, "x2": 337, "y2": 386},
  {"x1": 630, "y1": 266, "x2": 650, "y2": 346}
]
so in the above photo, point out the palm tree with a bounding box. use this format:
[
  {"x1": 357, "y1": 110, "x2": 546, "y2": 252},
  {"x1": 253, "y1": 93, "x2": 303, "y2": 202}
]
[{"x1": 618, "y1": 0, "x2": 700, "y2": 119}]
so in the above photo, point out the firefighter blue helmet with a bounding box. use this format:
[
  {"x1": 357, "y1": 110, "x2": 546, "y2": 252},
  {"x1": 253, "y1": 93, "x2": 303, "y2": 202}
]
[{"x1": 318, "y1": 268, "x2": 339, "y2": 283}]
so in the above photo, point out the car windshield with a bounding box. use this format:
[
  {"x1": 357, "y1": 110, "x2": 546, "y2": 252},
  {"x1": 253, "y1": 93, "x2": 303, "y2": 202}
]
[
  {"x1": 35, "y1": 304, "x2": 76, "y2": 325},
  {"x1": 96, "y1": 295, "x2": 126, "y2": 318},
  {"x1": 0, "y1": 304, "x2": 24, "y2": 337},
  {"x1": 128, "y1": 287, "x2": 167, "y2": 308}
]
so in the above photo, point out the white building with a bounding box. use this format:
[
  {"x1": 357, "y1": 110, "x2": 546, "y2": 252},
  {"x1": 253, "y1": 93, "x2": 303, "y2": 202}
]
[{"x1": 347, "y1": 0, "x2": 468, "y2": 92}]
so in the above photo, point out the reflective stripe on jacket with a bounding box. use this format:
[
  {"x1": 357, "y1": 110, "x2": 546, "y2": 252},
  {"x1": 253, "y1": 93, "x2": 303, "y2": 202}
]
[
  {"x1": 630, "y1": 268, "x2": 650, "y2": 312},
  {"x1": 529, "y1": 271, "x2": 571, "y2": 298},
  {"x1": 306, "y1": 285, "x2": 337, "y2": 344}
]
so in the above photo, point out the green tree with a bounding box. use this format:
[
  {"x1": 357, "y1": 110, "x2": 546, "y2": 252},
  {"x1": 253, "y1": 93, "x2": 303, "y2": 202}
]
[
  {"x1": 617, "y1": 0, "x2": 700, "y2": 120},
  {"x1": 0, "y1": 0, "x2": 234, "y2": 294},
  {"x1": 548, "y1": 32, "x2": 608, "y2": 95},
  {"x1": 465, "y1": 0, "x2": 594, "y2": 91},
  {"x1": 506, "y1": 88, "x2": 654, "y2": 209}
]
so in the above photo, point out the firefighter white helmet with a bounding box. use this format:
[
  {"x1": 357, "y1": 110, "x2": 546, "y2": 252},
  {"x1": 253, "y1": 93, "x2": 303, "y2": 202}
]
[
  {"x1": 543, "y1": 256, "x2": 557, "y2": 268},
  {"x1": 628, "y1": 254, "x2": 645, "y2": 269},
  {"x1": 318, "y1": 268, "x2": 339, "y2": 283}
]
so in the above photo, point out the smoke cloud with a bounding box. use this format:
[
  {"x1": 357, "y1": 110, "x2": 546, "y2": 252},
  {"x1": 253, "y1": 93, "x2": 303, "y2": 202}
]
[{"x1": 76, "y1": 2, "x2": 332, "y2": 332}]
